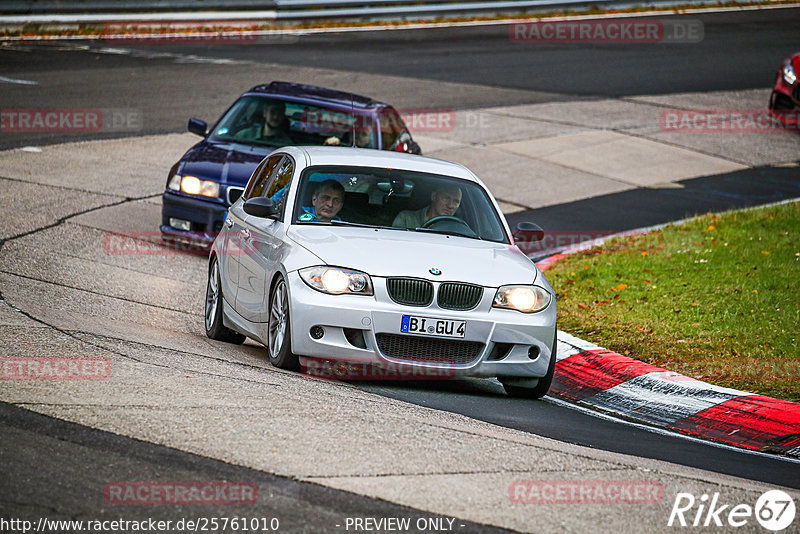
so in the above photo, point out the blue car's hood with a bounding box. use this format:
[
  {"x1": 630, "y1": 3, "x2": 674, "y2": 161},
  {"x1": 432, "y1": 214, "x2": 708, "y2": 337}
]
[{"x1": 179, "y1": 141, "x2": 272, "y2": 186}]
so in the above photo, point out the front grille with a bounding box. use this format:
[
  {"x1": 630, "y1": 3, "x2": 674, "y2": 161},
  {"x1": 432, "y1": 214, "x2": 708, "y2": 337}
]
[
  {"x1": 376, "y1": 333, "x2": 484, "y2": 365},
  {"x1": 437, "y1": 282, "x2": 483, "y2": 310},
  {"x1": 387, "y1": 278, "x2": 433, "y2": 306}
]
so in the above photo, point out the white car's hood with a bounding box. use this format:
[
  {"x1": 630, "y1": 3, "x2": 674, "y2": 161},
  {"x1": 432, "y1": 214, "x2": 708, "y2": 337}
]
[{"x1": 287, "y1": 226, "x2": 538, "y2": 287}]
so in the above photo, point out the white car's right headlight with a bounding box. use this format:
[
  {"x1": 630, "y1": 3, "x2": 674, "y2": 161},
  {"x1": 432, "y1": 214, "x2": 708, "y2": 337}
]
[
  {"x1": 299, "y1": 266, "x2": 373, "y2": 295},
  {"x1": 493, "y1": 285, "x2": 551, "y2": 313}
]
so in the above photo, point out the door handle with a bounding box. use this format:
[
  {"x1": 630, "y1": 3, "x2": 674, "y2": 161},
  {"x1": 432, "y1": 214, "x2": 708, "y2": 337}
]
[
  {"x1": 225, "y1": 218, "x2": 233, "y2": 228},
  {"x1": 240, "y1": 228, "x2": 251, "y2": 239}
]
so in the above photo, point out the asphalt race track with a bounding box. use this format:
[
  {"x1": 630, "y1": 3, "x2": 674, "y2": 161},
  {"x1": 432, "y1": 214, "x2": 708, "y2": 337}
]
[
  {"x1": 1, "y1": 7, "x2": 800, "y2": 532},
  {"x1": 3, "y1": 8, "x2": 800, "y2": 149}
]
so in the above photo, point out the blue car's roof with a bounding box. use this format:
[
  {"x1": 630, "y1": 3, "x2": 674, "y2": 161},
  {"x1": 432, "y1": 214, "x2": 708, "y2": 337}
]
[{"x1": 246, "y1": 81, "x2": 386, "y2": 111}]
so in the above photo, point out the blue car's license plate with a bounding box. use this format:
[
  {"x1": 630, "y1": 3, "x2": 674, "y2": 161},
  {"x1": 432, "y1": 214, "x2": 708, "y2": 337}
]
[{"x1": 400, "y1": 315, "x2": 466, "y2": 338}]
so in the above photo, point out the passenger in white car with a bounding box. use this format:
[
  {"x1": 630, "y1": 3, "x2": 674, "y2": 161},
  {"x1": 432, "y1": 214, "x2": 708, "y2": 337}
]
[{"x1": 392, "y1": 185, "x2": 462, "y2": 229}]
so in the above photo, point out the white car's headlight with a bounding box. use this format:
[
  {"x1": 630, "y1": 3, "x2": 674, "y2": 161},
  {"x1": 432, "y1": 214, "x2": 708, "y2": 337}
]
[
  {"x1": 299, "y1": 266, "x2": 373, "y2": 295},
  {"x1": 783, "y1": 61, "x2": 797, "y2": 86},
  {"x1": 169, "y1": 174, "x2": 220, "y2": 198},
  {"x1": 493, "y1": 285, "x2": 551, "y2": 313}
]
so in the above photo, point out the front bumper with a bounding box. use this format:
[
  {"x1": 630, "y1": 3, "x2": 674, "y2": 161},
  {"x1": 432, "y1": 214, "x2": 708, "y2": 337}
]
[
  {"x1": 284, "y1": 271, "x2": 557, "y2": 380},
  {"x1": 161, "y1": 191, "x2": 227, "y2": 247},
  {"x1": 769, "y1": 68, "x2": 800, "y2": 126}
]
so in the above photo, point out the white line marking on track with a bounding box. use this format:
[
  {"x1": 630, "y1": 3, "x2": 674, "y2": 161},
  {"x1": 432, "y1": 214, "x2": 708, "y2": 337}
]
[
  {"x1": 557, "y1": 331, "x2": 603, "y2": 352},
  {"x1": 0, "y1": 75, "x2": 38, "y2": 85}
]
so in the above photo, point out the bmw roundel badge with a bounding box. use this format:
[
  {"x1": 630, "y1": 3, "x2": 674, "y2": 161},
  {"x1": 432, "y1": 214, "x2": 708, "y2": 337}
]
[{"x1": 429, "y1": 267, "x2": 442, "y2": 276}]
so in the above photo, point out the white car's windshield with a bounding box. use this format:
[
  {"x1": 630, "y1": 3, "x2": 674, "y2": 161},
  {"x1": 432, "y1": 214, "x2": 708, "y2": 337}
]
[
  {"x1": 209, "y1": 96, "x2": 379, "y2": 148},
  {"x1": 290, "y1": 165, "x2": 509, "y2": 243}
]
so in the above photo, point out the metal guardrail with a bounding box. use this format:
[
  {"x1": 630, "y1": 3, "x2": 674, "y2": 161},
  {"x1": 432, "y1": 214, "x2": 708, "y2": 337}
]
[
  {"x1": 0, "y1": 0, "x2": 725, "y2": 25},
  {"x1": 2, "y1": 0, "x2": 517, "y2": 14},
  {"x1": 1, "y1": 0, "x2": 701, "y2": 18}
]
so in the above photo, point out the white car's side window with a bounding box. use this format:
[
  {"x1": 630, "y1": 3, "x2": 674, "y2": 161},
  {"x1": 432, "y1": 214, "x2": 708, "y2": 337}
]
[
  {"x1": 264, "y1": 156, "x2": 295, "y2": 219},
  {"x1": 244, "y1": 155, "x2": 283, "y2": 200}
]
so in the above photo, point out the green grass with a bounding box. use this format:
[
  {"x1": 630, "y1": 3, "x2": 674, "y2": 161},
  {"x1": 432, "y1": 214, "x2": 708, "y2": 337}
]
[{"x1": 546, "y1": 201, "x2": 800, "y2": 401}]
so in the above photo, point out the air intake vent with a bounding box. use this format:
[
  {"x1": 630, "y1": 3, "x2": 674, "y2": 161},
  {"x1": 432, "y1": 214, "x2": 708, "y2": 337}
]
[
  {"x1": 376, "y1": 334, "x2": 483, "y2": 365},
  {"x1": 437, "y1": 282, "x2": 483, "y2": 310},
  {"x1": 386, "y1": 278, "x2": 433, "y2": 307}
]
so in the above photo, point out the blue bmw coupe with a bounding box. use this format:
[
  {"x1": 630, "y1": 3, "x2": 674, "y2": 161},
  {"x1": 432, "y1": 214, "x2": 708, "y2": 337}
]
[{"x1": 161, "y1": 81, "x2": 421, "y2": 246}]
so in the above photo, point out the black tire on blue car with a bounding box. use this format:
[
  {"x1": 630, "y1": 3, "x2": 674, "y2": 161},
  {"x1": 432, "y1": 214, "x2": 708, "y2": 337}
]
[
  {"x1": 501, "y1": 331, "x2": 557, "y2": 399},
  {"x1": 205, "y1": 257, "x2": 246, "y2": 344},
  {"x1": 267, "y1": 276, "x2": 299, "y2": 371}
]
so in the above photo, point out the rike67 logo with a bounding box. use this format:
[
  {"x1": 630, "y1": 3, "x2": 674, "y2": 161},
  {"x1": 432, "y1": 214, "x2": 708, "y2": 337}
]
[{"x1": 668, "y1": 490, "x2": 796, "y2": 531}]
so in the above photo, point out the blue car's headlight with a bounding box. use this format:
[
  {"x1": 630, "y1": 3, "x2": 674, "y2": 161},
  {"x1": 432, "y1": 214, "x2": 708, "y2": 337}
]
[
  {"x1": 300, "y1": 266, "x2": 373, "y2": 295},
  {"x1": 168, "y1": 174, "x2": 220, "y2": 198},
  {"x1": 782, "y1": 61, "x2": 797, "y2": 86},
  {"x1": 493, "y1": 285, "x2": 550, "y2": 313}
]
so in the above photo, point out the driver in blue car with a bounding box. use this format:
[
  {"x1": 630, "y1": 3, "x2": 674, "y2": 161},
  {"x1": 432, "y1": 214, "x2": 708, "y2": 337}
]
[
  {"x1": 234, "y1": 100, "x2": 293, "y2": 147},
  {"x1": 298, "y1": 180, "x2": 345, "y2": 223},
  {"x1": 392, "y1": 185, "x2": 462, "y2": 229}
]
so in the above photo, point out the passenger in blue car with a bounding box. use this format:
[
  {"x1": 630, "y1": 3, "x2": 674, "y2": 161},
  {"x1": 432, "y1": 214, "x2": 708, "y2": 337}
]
[{"x1": 298, "y1": 180, "x2": 345, "y2": 222}]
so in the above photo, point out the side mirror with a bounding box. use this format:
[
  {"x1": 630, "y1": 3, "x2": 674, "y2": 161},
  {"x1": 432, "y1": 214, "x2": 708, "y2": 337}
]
[
  {"x1": 188, "y1": 118, "x2": 208, "y2": 137},
  {"x1": 512, "y1": 222, "x2": 545, "y2": 245},
  {"x1": 243, "y1": 197, "x2": 278, "y2": 219}
]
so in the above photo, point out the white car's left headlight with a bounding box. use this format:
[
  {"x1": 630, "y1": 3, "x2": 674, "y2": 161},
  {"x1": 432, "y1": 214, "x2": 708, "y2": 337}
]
[
  {"x1": 299, "y1": 266, "x2": 373, "y2": 295},
  {"x1": 493, "y1": 285, "x2": 551, "y2": 313}
]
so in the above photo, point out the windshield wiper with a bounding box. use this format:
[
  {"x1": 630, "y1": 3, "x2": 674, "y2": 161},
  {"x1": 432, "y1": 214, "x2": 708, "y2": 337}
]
[
  {"x1": 211, "y1": 136, "x2": 282, "y2": 148},
  {"x1": 412, "y1": 227, "x2": 482, "y2": 240}
]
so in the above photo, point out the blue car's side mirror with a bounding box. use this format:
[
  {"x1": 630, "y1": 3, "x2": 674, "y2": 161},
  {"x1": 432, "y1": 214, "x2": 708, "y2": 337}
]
[{"x1": 188, "y1": 118, "x2": 208, "y2": 137}]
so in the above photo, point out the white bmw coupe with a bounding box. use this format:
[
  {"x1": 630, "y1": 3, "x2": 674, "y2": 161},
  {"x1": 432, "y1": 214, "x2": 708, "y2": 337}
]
[{"x1": 205, "y1": 146, "x2": 556, "y2": 398}]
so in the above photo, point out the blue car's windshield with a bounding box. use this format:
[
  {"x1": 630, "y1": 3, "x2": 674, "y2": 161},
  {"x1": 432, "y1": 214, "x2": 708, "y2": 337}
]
[
  {"x1": 209, "y1": 96, "x2": 379, "y2": 149},
  {"x1": 291, "y1": 166, "x2": 510, "y2": 244}
]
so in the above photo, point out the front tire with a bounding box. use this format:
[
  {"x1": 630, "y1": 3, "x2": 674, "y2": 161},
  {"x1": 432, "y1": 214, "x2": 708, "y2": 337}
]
[
  {"x1": 267, "y1": 276, "x2": 299, "y2": 370},
  {"x1": 501, "y1": 333, "x2": 557, "y2": 399},
  {"x1": 205, "y1": 258, "x2": 246, "y2": 344}
]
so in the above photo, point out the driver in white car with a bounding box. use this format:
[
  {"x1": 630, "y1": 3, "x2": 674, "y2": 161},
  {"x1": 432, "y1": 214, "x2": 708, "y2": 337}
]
[{"x1": 392, "y1": 185, "x2": 462, "y2": 229}]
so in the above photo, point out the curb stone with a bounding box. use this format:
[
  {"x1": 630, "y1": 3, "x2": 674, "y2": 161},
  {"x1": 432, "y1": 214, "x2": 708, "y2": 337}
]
[
  {"x1": 534, "y1": 211, "x2": 800, "y2": 458},
  {"x1": 549, "y1": 331, "x2": 800, "y2": 457}
]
